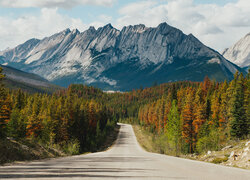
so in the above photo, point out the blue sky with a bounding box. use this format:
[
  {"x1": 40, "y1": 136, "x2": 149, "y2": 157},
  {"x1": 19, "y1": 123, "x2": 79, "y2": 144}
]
[
  {"x1": 0, "y1": 0, "x2": 238, "y2": 24},
  {"x1": 0, "y1": 0, "x2": 249, "y2": 52}
]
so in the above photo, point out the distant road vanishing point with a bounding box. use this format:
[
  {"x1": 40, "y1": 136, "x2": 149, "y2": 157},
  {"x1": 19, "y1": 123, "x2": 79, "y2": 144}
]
[{"x1": 0, "y1": 123, "x2": 249, "y2": 180}]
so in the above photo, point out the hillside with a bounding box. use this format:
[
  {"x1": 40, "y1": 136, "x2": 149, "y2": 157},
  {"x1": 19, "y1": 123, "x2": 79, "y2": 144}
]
[{"x1": 1, "y1": 65, "x2": 62, "y2": 93}]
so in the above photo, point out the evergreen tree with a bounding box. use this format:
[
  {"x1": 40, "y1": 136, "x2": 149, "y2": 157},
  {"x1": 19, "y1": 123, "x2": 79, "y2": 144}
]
[
  {"x1": 0, "y1": 68, "x2": 11, "y2": 138},
  {"x1": 167, "y1": 100, "x2": 181, "y2": 156},
  {"x1": 182, "y1": 88, "x2": 195, "y2": 153},
  {"x1": 230, "y1": 73, "x2": 248, "y2": 138}
]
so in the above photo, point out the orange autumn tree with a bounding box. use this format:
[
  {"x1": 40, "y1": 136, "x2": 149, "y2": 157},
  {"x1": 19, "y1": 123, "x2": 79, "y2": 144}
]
[
  {"x1": 0, "y1": 67, "x2": 11, "y2": 138},
  {"x1": 193, "y1": 85, "x2": 206, "y2": 138},
  {"x1": 26, "y1": 95, "x2": 42, "y2": 138},
  {"x1": 182, "y1": 87, "x2": 195, "y2": 153}
]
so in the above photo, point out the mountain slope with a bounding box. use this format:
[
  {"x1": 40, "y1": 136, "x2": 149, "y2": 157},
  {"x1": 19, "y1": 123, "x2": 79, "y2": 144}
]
[
  {"x1": 0, "y1": 23, "x2": 245, "y2": 91},
  {"x1": 1, "y1": 65, "x2": 62, "y2": 93},
  {"x1": 222, "y1": 32, "x2": 250, "y2": 68}
]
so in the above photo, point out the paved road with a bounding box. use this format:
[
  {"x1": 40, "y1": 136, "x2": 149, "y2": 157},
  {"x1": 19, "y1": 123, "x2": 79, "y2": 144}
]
[{"x1": 0, "y1": 123, "x2": 249, "y2": 179}]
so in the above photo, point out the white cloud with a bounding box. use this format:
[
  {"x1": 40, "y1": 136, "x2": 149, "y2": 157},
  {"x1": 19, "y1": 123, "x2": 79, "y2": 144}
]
[
  {"x1": 88, "y1": 14, "x2": 113, "y2": 29},
  {"x1": 0, "y1": 0, "x2": 249, "y2": 53},
  {"x1": 116, "y1": 1, "x2": 167, "y2": 28},
  {"x1": 0, "y1": 0, "x2": 116, "y2": 8},
  {"x1": 0, "y1": 8, "x2": 88, "y2": 50},
  {"x1": 115, "y1": 0, "x2": 250, "y2": 52}
]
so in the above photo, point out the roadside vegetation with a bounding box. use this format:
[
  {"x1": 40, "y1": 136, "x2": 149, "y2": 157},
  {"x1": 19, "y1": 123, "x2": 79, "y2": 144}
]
[
  {"x1": 135, "y1": 72, "x2": 249, "y2": 155},
  {"x1": 0, "y1": 67, "x2": 118, "y2": 165},
  {"x1": 133, "y1": 124, "x2": 250, "y2": 169},
  {"x1": 0, "y1": 66, "x2": 249, "y2": 166},
  {"x1": 0, "y1": 137, "x2": 65, "y2": 164}
]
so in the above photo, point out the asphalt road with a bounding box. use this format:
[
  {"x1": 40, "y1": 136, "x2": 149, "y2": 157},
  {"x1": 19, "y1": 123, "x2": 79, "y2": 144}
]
[{"x1": 0, "y1": 123, "x2": 249, "y2": 180}]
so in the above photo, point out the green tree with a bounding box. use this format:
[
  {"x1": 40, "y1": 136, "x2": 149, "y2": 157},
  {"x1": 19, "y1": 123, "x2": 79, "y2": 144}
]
[
  {"x1": 230, "y1": 73, "x2": 248, "y2": 138},
  {"x1": 167, "y1": 100, "x2": 181, "y2": 156}
]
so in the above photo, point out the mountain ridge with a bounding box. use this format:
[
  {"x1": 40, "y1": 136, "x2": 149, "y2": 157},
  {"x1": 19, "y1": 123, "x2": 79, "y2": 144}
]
[{"x1": 0, "y1": 22, "x2": 245, "y2": 91}]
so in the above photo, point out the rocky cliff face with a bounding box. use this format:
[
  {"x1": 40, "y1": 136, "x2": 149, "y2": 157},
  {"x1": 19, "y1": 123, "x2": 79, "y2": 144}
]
[
  {"x1": 222, "y1": 33, "x2": 250, "y2": 68},
  {"x1": 0, "y1": 22, "x2": 244, "y2": 91}
]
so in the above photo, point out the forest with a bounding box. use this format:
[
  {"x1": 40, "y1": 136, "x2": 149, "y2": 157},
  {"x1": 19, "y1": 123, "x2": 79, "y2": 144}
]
[
  {"x1": 0, "y1": 66, "x2": 249, "y2": 156},
  {"x1": 137, "y1": 73, "x2": 249, "y2": 155}
]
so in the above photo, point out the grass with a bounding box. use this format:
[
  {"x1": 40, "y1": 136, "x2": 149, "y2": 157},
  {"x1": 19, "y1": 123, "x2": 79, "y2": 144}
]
[
  {"x1": 211, "y1": 157, "x2": 229, "y2": 164},
  {"x1": 0, "y1": 138, "x2": 65, "y2": 165},
  {"x1": 133, "y1": 125, "x2": 158, "y2": 153},
  {"x1": 132, "y1": 124, "x2": 249, "y2": 170},
  {"x1": 133, "y1": 125, "x2": 177, "y2": 156}
]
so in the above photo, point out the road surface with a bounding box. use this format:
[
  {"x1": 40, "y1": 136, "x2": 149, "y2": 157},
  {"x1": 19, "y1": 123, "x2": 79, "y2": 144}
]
[{"x1": 0, "y1": 123, "x2": 249, "y2": 179}]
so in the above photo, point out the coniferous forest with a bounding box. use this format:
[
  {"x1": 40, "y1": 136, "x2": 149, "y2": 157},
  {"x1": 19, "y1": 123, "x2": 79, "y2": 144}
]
[{"x1": 0, "y1": 67, "x2": 249, "y2": 155}]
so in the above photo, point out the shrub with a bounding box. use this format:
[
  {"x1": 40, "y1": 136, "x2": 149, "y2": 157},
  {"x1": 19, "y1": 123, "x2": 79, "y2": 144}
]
[
  {"x1": 212, "y1": 157, "x2": 228, "y2": 164},
  {"x1": 63, "y1": 139, "x2": 80, "y2": 155},
  {"x1": 196, "y1": 130, "x2": 220, "y2": 153}
]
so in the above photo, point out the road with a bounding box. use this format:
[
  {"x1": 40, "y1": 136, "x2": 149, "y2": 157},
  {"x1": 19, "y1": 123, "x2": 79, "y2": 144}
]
[{"x1": 0, "y1": 123, "x2": 249, "y2": 180}]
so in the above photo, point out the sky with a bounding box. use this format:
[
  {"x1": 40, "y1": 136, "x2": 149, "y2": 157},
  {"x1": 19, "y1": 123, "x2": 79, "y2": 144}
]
[{"x1": 0, "y1": 0, "x2": 249, "y2": 52}]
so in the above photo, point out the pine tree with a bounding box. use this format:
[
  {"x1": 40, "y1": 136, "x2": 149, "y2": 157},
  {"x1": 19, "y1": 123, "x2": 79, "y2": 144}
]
[
  {"x1": 193, "y1": 85, "x2": 206, "y2": 135},
  {"x1": 182, "y1": 88, "x2": 195, "y2": 153},
  {"x1": 26, "y1": 95, "x2": 42, "y2": 138},
  {"x1": 245, "y1": 70, "x2": 250, "y2": 137},
  {"x1": 219, "y1": 80, "x2": 229, "y2": 130},
  {"x1": 0, "y1": 94, "x2": 11, "y2": 137},
  {"x1": 167, "y1": 100, "x2": 181, "y2": 156},
  {"x1": 230, "y1": 73, "x2": 248, "y2": 138},
  {"x1": 0, "y1": 68, "x2": 12, "y2": 138},
  {"x1": 210, "y1": 90, "x2": 221, "y2": 127}
]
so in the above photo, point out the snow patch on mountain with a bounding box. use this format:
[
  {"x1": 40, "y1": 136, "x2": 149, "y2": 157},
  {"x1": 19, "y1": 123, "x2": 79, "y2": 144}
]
[{"x1": 208, "y1": 58, "x2": 221, "y2": 64}]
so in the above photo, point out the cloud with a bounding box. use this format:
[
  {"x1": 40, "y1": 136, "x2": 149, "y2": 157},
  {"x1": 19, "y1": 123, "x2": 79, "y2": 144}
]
[
  {"x1": 0, "y1": 0, "x2": 249, "y2": 53},
  {"x1": 115, "y1": 0, "x2": 250, "y2": 52},
  {"x1": 0, "y1": 8, "x2": 88, "y2": 50},
  {"x1": 87, "y1": 14, "x2": 113, "y2": 29},
  {"x1": 0, "y1": 0, "x2": 116, "y2": 9},
  {"x1": 116, "y1": 1, "x2": 168, "y2": 29}
]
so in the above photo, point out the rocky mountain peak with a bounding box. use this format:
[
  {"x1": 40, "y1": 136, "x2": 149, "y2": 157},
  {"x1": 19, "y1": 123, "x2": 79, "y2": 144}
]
[
  {"x1": 87, "y1": 26, "x2": 96, "y2": 32},
  {"x1": 72, "y1": 28, "x2": 80, "y2": 35},
  {"x1": 131, "y1": 24, "x2": 147, "y2": 32},
  {"x1": 62, "y1": 28, "x2": 71, "y2": 34},
  {"x1": 104, "y1": 23, "x2": 113, "y2": 29},
  {"x1": 121, "y1": 24, "x2": 148, "y2": 34},
  {"x1": 98, "y1": 23, "x2": 114, "y2": 32},
  {"x1": 156, "y1": 22, "x2": 177, "y2": 33}
]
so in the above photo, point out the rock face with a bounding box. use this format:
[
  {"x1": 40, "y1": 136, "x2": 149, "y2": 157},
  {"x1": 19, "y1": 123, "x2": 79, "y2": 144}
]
[
  {"x1": 222, "y1": 32, "x2": 250, "y2": 68},
  {"x1": 0, "y1": 22, "x2": 244, "y2": 91}
]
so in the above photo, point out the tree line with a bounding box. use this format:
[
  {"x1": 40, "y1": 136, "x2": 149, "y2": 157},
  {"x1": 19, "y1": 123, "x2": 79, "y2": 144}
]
[
  {"x1": 0, "y1": 66, "x2": 249, "y2": 155},
  {"x1": 0, "y1": 68, "x2": 116, "y2": 153},
  {"x1": 138, "y1": 73, "x2": 249, "y2": 154}
]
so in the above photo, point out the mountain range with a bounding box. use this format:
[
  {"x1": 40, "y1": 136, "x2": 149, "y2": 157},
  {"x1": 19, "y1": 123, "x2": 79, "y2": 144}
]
[{"x1": 0, "y1": 22, "x2": 245, "y2": 91}]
